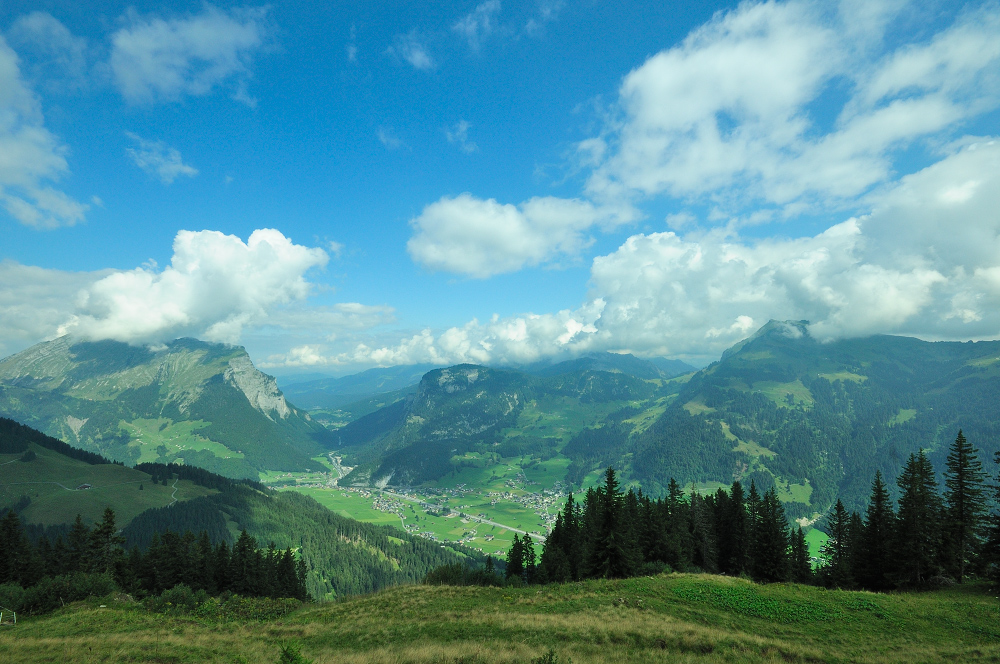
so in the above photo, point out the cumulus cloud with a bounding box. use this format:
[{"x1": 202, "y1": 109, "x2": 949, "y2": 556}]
[
  {"x1": 445, "y1": 119, "x2": 477, "y2": 153},
  {"x1": 125, "y1": 133, "x2": 198, "y2": 184},
  {"x1": 0, "y1": 36, "x2": 88, "y2": 228},
  {"x1": 387, "y1": 30, "x2": 434, "y2": 70},
  {"x1": 6, "y1": 12, "x2": 88, "y2": 91},
  {"x1": 352, "y1": 139, "x2": 1000, "y2": 366},
  {"x1": 58, "y1": 229, "x2": 328, "y2": 345},
  {"x1": 584, "y1": 0, "x2": 1000, "y2": 214},
  {"x1": 453, "y1": 0, "x2": 501, "y2": 49},
  {"x1": 0, "y1": 261, "x2": 107, "y2": 358},
  {"x1": 109, "y1": 5, "x2": 267, "y2": 104},
  {"x1": 407, "y1": 193, "x2": 635, "y2": 278}
]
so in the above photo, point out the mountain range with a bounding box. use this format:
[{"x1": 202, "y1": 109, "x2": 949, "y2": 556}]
[
  {"x1": 3, "y1": 324, "x2": 999, "y2": 520},
  {"x1": 0, "y1": 337, "x2": 333, "y2": 478}
]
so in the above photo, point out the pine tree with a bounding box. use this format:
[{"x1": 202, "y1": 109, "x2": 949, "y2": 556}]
[
  {"x1": 858, "y1": 471, "x2": 895, "y2": 590},
  {"x1": 820, "y1": 499, "x2": 853, "y2": 588},
  {"x1": 88, "y1": 506, "x2": 125, "y2": 576},
  {"x1": 522, "y1": 535, "x2": 537, "y2": 584},
  {"x1": 943, "y1": 430, "x2": 987, "y2": 582},
  {"x1": 789, "y1": 526, "x2": 812, "y2": 583},
  {"x1": 895, "y1": 450, "x2": 943, "y2": 585},
  {"x1": 505, "y1": 535, "x2": 524, "y2": 581},
  {"x1": 986, "y1": 451, "x2": 1000, "y2": 586},
  {"x1": 67, "y1": 514, "x2": 91, "y2": 573},
  {"x1": 588, "y1": 467, "x2": 640, "y2": 578},
  {"x1": 751, "y1": 486, "x2": 787, "y2": 582}
]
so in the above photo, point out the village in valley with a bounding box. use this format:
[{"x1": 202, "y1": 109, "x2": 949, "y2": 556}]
[{"x1": 262, "y1": 455, "x2": 567, "y2": 559}]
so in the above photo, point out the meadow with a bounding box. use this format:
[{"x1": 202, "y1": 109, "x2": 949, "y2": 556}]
[{"x1": 2, "y1": 573, "x2": 997, "y2": 663}]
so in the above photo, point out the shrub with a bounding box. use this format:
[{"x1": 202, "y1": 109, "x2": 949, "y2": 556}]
[
  {"x1": 3, "y1": 573, "x2": 117, "y2": 615},
  {"x1": 277, "y1": 641, "x2": 314, "y2": 664}
]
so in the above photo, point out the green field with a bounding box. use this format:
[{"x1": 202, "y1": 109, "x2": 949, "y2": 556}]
[
  {"x1": 0, "y1": 444, "x2": 216, "y2": 527},
  {"x1": 122, "y1": 418, "x2": 241, "y2": 463},
  {"x1": 3, "y1": 573, "x2": 997, "y2": 663}
]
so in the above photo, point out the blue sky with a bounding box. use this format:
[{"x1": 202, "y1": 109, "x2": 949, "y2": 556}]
[{"x1": 1, "y1": 0, "x2": 999, "y2": 375}]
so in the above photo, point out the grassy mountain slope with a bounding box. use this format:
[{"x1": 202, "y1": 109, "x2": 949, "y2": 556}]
[
  {"x1": 327, "y1": 322, "x2": 1000, "y2": 522},
  {"x1": 623, "y1": 320, "x2": 1000, "y2": 514},
  {"x1": 2, "y1": 574, "x2": 996, "y2": 663},
  {"x1": 0, "y1": 337, "x2": 331, "y2": 477},
  {"x1": 338, "y1": 363, "x2": 672, "y2": 486}
]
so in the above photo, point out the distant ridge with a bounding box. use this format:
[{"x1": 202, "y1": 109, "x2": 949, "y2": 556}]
[{"x1": 0, "y1": 337, "x2": 333, "y2": 477}]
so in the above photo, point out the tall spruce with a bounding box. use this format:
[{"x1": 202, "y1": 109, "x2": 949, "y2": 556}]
[
  {"x1": 789, "y1": 526, "x2": 812, "y2": 583},
  {"x1": 895, "y1": 450, "x2": 943, "y2": 585},
  {"x1": 821, "y1": 499, "x2": 854, "y2": 588},
  {"x1": 987, "y1": 451, "x2": 1000, "y2": 586},
  {"x1": 858, "y1": 471, "x2": 895, "y2": 590},
  {"x1": 943, "y1": 430, "x2": 987, "y2": 582},
  {"x1": 588, "y1": 467, "x2": 640, "y2": 578},
  {"x1": 751, "y1": 487, "x2": 788, "y2": 582}
]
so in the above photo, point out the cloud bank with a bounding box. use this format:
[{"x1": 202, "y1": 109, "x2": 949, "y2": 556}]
[{"x1": 346, "y1": 139, "x2": 1000, "y2": 366}]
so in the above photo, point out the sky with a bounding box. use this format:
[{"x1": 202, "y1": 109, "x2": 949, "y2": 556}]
[{"x1": 1, "y1": 0, "x2": 999, "y2": 376}]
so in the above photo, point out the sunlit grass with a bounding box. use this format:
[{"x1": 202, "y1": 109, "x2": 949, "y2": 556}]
[{"x1": 4, "y1": 574, "x2": 997, "y2": 663}]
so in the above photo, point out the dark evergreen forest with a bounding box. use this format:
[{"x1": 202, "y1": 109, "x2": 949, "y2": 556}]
[{"x1": 500, "y1": 431, "x2": 1000, "y2": 591}]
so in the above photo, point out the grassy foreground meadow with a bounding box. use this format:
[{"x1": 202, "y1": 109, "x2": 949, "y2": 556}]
[{"x1": 2, "y1": 573, "x2": 998, "y2": 663}]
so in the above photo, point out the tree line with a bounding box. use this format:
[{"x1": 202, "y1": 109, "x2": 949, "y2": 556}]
[
  {"x1": 498, "y1": 431, "x2": 1000, "y2": 590},
  {"x1": 0, "y1": 505, "x2": 309, "y2": 615}
]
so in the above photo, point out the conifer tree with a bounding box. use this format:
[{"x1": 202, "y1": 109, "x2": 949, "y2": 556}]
[
  {"x1": 986, "y1": 451, "x2": 1000, "y2": 586},
  {"x1": 858, "y1": 471, "x2": 895, "y2": 590},
  {"x1": 523, "y1": 535, "x2": 537, "y2": 584},
  {"x1": 895, "y1": 450, "x2": 943, "y2": 585},
  {"x1": 88, "y1": 506, "x2": 125, "y2": 576},
  {"x1": 588, "y1": 467, "x2": 640, "y2": 578},
  {"x1": 67, "y1": 513, "x2": 90, "y2": 573},
  {"x1": 752, "y1": 487, "x2": 789, "y2": 582},
  {"x1": 943, "y1": 430, "x2": 986, "y2": 582},
  {"x1": 789, "y1": 526, "x2": 812, "y2": 583},
  {"x1": 745, "y1": 480, "x2": 762, "y2": 575},
  {"x1": 821, "y1": 499, "x2": 853, "y2": 588},
  {"x1": 505, "y1": 534, "x2": 524, "y2": 581}
]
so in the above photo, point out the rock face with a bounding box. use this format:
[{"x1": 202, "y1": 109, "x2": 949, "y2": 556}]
[
  {"x1": 224, "y1": 354, "x2": 291, "y2": 420},
  {"x1": 0, "y1": 336, "x2": 328, "y2": 477}
]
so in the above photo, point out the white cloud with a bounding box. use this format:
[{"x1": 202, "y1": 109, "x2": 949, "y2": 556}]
[
  {"x1": 445, "y1": 119, "x2": 478, "y2": 153},
  {"x1": 377, "y1": 127, "x2": 406, "y2": 150},
  {"x1": 585, "y1": 0, "x2": 1000, "y2": 214},
  {"x1": 0, "y1": 35, "x2": 87, "y2": 229},
  {"x1": 125, "y1": 132, "x2": 198, "y2": 184},
  {"x1": 0, "y1": 260, "x2": 108, "y2": 358},
  {"x1": 357, "y1": 139, "x2": 1000, "y2": 366},
  {"x1": 6, "y1": 12, "x2": 88, "y2": 91},
  {"x1": 109, "y1": 5, "x2": 267, "y2": 104},
  {"x1": 387, "y1": 30, "x2": 434, "y2": 70},
  {"x1": 453, "y1": 0, "x2": 501, "y2": 49},
  {"x1": 525, "y1": 0, "x2": 564, "y2": 34},
  {"x1": 58, "y1": 229, "x2": 328, "y2": 345},
  {"x1": 407, "y1": 193, "x2": 635, "y2": 278}
]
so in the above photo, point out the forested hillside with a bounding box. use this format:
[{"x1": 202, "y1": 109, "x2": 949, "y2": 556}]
[{"x1": 0, "y1": 419, "x2": 480, "y2": 599}]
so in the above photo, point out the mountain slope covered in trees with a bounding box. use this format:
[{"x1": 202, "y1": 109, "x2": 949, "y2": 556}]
[{"x1": 0, "y1": 418, "x2": 480, "y2": 599}]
